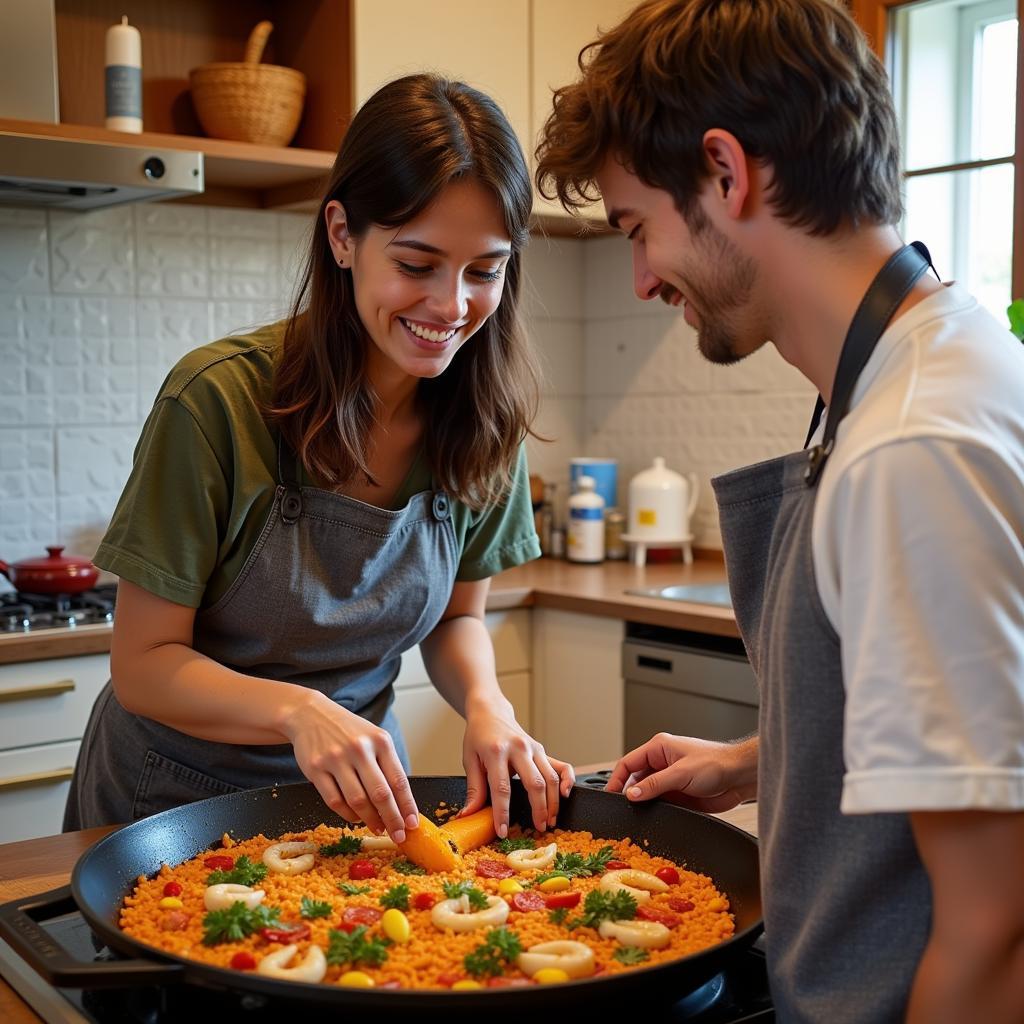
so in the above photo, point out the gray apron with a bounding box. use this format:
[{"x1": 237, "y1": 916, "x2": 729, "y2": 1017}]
[
  {"x1": 65, "y1": 439, "x2": 458, "y2": 830},
  {"x1": 712, "y1": 246, "x2": 935, "y2": 1022}
]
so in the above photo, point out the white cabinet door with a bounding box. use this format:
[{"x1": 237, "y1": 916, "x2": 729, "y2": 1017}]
[
  {"x1": 351, "y1": 0, "x2": 531, "y2": 157},
  {"x1": 0, "y1": 740, "x2": 78, "y2": 843},
  {"x1": 532, "y1": 608, "x2": 624, "y2": 765},
  {"x1": 529, "y1": 0, "x2": 639, "y2": 223}
]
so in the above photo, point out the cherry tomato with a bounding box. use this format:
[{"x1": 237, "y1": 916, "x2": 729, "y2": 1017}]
[
  {"x1": 412, "y1": 892, "x2": 437, "y2": 911},
  {"x1": 669, "y1": 898, "x2": 695, "y2": 913},
  {"x1": 259, "y1": 922, "x2": 311, "y2": 943},
  {"x1": 637, "y1": 905, "x2": 680, "y2": 927},
  {"x1": 162, "y1": 881, "x2": 183, "y2": 897},
  {"x1": 544, "y1": 890, "x2": 582, "y2": 910},
  {"x1": 475, "y1": 858, "x2": 515, "y2": 879},
  {"x1": 510, "y1": 891, "x2": 547, "y2": 912},
  {"x1": 203, "y1": 855, "x2": 235, "y2": 871},
  {"x1": 604, "y1": 860, "x2": 628, "y2": 870},
  {"x1": 336, "y1": 920, "x2": 358, "y2": 934},
  {"x1": 230, "y1": 951, "x2": 256, "y2": 971},
  {"x1": 437, "y1": 972, "x2": 464, "y2": 988},
  {"x1": 342, "y1": 906, "x2": 383, "y2": 926},
  {"x1": 655, "y1": 866, "x2": 680, "y2": 886},
  {"x1": 348, "y1": 859, "x2": 378, "y2": 880}
]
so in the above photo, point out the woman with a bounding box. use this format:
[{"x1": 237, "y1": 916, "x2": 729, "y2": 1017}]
[{"x1": 64, "y1": 74, "x2": 572, "y2": 842}]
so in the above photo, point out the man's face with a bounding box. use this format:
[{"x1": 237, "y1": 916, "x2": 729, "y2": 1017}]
[{"x1": 595, "y1": 156, "x2": 761, "y2": 365}]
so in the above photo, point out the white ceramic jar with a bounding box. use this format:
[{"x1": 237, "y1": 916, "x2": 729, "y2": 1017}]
[
  {"x1": 567, "y1": 475, "x2": 605, "y2": 563},
  {"x1": 627, "y1": 457, "x2": 699, "y2": 540}
]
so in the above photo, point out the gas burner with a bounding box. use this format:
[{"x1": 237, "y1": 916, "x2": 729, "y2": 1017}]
[{"x1": 0, "y1": 584, "x2": 116, "y2": 633}]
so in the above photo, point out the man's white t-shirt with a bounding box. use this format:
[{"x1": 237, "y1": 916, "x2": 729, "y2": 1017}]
[{"x1": 809, "y1": 283, "x2": 1024, "y2": 814}]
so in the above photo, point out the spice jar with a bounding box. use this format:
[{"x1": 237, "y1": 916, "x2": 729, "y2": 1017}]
[{"x1": 604, "y1": 507, "x2": 627, "y2": 560}]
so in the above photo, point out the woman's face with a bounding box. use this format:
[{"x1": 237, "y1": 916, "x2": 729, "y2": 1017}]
[{"x1": 326, "y1": 178, "x2": 512, "y2": 382}]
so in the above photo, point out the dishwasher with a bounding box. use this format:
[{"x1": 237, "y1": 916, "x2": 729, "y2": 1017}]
[{"x1": 622, "y1": 621, "x2": 759, "y2": 748}]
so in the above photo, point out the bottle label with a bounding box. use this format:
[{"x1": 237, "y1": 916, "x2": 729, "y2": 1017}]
[
  {"x1": 638, "y1": 509, "x2": 657, "y2": 525},
  {"x1": 570, "y1": 507, "x2": 603, "y2": 520},
  {"x1": 106, "y1": 65, "x2": 142, "y2": 118}
]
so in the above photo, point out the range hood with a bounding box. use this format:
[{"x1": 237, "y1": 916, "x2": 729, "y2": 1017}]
[{"x1": 0, "y1": 129, "x2": 204, "y2": 210}]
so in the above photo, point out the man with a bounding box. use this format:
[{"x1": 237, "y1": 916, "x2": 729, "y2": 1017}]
[{"x1": 535, "y1": 1, "x2": 1024, "y2": 1021}]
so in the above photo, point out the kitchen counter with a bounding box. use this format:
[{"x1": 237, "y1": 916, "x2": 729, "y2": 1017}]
[
  {"x1": 0, "y1": 557, "x2": 735, "y2": 666},
  {"x1": 0, "y1": 793, "x2": 757, "y2": 1023}
]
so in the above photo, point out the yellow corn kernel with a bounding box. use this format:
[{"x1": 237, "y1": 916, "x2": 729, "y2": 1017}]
[
  {"x1": 338, "y1": 970, "x2": 375, "y2": 988},
  {"x1": 538, "y1": 875, "x2": 571, "y2": 893},
  {"x1": 498, "y1": 878, "x2": 524, "y2": 894},
  {"x1": 707, "y1": 897, "x2": 727, "y2": 912},
  {"x1": 158, "y1": 897, "x2": 184, "y2": 909},
  {"x1": 381, "y1": 908, "x2": 411, "y2": 944},
  {"x1": 451, "y1": 979, "x2": 483, "y2": 990},
  {"x1": 533, "y1": 967, "x2": 570, "y2": 985}
]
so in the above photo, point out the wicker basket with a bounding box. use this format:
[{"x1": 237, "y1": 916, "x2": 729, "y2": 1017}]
[{"x1": 189, "y1": 21, "x2": 306, "y2": 147}]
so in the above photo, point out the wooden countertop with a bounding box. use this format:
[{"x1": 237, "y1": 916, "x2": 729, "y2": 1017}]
[
  {"x1": 0, "y1": 557, "x2": 735, "y2": 666},
  {"x1": 0, "y1": 774, "x2": 755, "y2": 1022}
]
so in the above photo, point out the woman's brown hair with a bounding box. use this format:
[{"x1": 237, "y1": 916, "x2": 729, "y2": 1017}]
[
  {"x1": 268, "y1": 74, "x2": 538, "y2": 509},
  {"x1": 536, "y1": 0, "x2": 902, "y2": 235}
]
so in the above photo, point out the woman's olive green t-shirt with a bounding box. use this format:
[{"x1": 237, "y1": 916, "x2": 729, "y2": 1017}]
[{"x1": 95, "y1": 322, "x2": 541, "y2": 609}]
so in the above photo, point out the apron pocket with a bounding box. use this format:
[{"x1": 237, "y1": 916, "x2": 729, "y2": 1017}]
[{"x1": 131, "y1": 749, "x2": 242, "y2": 820}]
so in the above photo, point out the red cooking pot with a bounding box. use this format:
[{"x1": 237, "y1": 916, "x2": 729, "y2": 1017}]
[{"x1": 0, "y1": 545, "x2": 99, "y2": 594}]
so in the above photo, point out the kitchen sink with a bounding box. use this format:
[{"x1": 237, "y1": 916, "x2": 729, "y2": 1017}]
[{"x1": 625, "y1": 581, "x2": 732, "y2": 608}]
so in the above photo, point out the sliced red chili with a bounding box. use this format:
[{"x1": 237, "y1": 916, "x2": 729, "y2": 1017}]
[
  {"x1": 230, "y1": 951, "x2": 256, "y2": 971},
  {"x1": 162, "y1": 881, "x2": 183, "y2": 897},
  {"x1": 203, "y1": 855, "x2": 235, "y2": 871},
  {"x1": 544, "y1": 890, "x2": 582, "y2": 910},
  {"x1": 342, "y1": 906, "x2": 383, "y2": 926},
  {"x1": 655, "y1": 866, "x2": 680, "y2": 886},
  {"x1": 259, "y1": 922, "x2": 312, "y2": 944},
  {"x1": 668, "y1": 898, "x2": 695, "y2": 913},
  {"x1": 348, "y1": 859, "x2": 378, "y2": 880},
  {"x1": 637, "y1": 905, "x2": 680, "y2": 927},
  {"x1": 475, "y1": 858, "x2": 515, "y2": 879},
  {"x1": 412, "y1": 892, "x2": 438, "y2": 911},
  {"x1": 604, "y1": 860, "x2": 628, "y2": 870},
  {"x1": 510, "y1": 891, "x2": 547, "y2": 912}
]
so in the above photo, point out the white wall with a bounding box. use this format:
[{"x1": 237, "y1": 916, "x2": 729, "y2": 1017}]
[{"x1": 0, "y1": 204, "x2": 814, "y2": 578}]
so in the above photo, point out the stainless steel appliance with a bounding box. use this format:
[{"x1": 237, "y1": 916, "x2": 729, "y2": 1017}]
[
  {"x1": 623, "y1": 621, "x2": 758, "y2": 748},
  {"x1": 0, "y1": 585, "x2": 116, "y2": 633}
]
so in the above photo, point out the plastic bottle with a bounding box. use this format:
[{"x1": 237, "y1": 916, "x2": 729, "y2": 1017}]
[
  {"x1": 567, "y1": 475, "x2": 605, "y2": 563},
  {"x1": 105, "y1": 16, "x2": 142, "y2": 133}
]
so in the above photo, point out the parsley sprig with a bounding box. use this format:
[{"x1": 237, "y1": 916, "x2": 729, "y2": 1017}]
[
  {"x1": 205, "y1": 854, "x2": 267, "y2": 887},
  {"x1": 202, "y1": 902, "x2": 280, "y2": 945},
  {"x1": 300, "y1": 896, "x2": 332, "y2": 919},
  {"x1": 568, "y1": 889, "x2": 638, "y2": 930},
  {"x1": 464, "y1": 928, "x2": 522, "y2": 978},
  {"x1": 338, "y1": 882, "x2": 371, "y2": 895},
  {"x1": 496, "y1": 836, "x2": 536, "y2": 854},
  {"x1": 325, "y1": 924, "x2": 391, "y2": 967},
  {"x1": 548, "y1": 907, "x2": 569, "y2": 925},
  {"x1": 380, "y1": 883, "x2": 410, "y2": 910},
  {"x1": 442, "y1": 880, "x2": 489, "y2": 910},
  {"x1": 613, "y1": 946, "x2": 650, "y2": 965},
  {"x1": 391, "y1": 858, "x2": 427, "y2": 876},
  {"x1": 530, "y1": 846, "x2": 616, "y2": 887},
  {"x1": 320, "y1": 835, "x2": 363, "y2": 856}
]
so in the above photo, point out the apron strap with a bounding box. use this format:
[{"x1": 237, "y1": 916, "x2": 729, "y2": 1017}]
[
  {"x1": 277, "y1": 433, "x2": 303, "y2": 524},
  {"x1": 804, "y1": 242, "x2": 933, "y2": 486}
]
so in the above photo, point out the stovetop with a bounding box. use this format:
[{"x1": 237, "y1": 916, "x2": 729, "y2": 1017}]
[
  {"x1": 0, "y1": 908, "x2": 773, "y2": 1022},
  {"x1": 0, "y1": 585, "x2": 116, "y2": 634}
]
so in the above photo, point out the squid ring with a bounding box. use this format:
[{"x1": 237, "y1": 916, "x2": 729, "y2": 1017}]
[
  {"x1": 430, "y1": 894, "x2": 510, "y2": 933},
  {"x1": 262, "y1": 841, "x2": 317, "y2": 875},
  {"x1": 599, "y1": 868, "x2": 669, "y2": 904},
  {"x1": 203, "y1": 883, "x2": 266, "y2": 912},
  {"x1": 517, "y1": 940, "x2": 596, "y2": 979},
  {"x1": 255, "y1": 943, "x2": 327, "y2": 983},
  {"x1": 598, "y1": 918, "x2": 672, "y2": 949},
  {"x1": 506, "y1": 842, "x2": 557, "y2": 872}
]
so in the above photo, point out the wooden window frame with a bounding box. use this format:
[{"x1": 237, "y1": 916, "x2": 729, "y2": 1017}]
[{"x1": 851, "y1": 0, "x2": 1024, "y2": 300}]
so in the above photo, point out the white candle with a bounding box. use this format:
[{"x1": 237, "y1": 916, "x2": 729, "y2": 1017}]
[{"x1": 105, "y1": 15, "x2": 142, "y2": 133}]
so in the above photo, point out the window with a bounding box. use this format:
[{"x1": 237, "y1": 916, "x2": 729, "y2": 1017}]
[{"x1": 888, "y1": 0, "x2": 1018, "y2": 322}]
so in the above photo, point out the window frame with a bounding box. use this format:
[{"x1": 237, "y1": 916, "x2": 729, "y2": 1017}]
[{"x1": 850, "y1": 0, "x2": 1023, "y2": 301}]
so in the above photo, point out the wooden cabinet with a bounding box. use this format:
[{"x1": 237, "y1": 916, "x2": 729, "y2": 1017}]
[
  {"x1": 531, "y1": 608, "x2": 624, "y2": 765},
  {"x1": 0, "y1": 653, "x2": 109, "y2": 843},
  {"x1": 393, "y1": 610, "x2": 532, "y2": 774}
]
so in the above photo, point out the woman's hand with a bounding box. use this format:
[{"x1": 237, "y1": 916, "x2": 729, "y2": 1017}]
[
  {"x1": 605, "y1": 732, "x2": 758, "y2": 813},
  {"x1": 279, "y1": 690, "x2": 421, "y2": 842},
  {"x1": 460, "y1": 704, "x2": 575, "y2": 837}
]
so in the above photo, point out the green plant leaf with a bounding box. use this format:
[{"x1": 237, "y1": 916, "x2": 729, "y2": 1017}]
[{"x1": 1008, "y1": 299, "x2": 1024, "y2": 341}]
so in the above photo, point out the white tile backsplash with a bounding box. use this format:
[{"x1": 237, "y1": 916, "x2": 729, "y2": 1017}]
[{"x1": 0, "y1": 198, "x2": 814, "y2": 572}]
